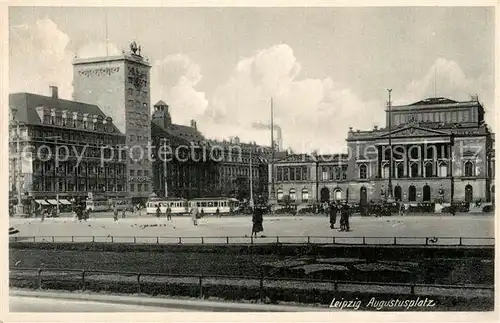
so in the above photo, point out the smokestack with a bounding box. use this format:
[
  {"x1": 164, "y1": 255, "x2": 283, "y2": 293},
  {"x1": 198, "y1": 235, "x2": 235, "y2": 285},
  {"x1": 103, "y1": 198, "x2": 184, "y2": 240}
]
[
  {"x1": 252, "y1": 122, "x2": 282, "y2": 152},
  {"x1": 190, "y1": 119, "x2": 197, "y2": 130},
  {"x1": 49, "y1": 85, "x2": 58, "y2": 99}
]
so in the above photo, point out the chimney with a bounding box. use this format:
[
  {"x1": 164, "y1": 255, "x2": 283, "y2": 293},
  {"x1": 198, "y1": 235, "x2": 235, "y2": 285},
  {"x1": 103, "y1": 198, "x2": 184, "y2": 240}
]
[
  {"x1": 190, "y1": 119, "x2": 197, "y2": 130},
  {"x1": 49, "y1": 86, "x2": 58, "y2": 99}
]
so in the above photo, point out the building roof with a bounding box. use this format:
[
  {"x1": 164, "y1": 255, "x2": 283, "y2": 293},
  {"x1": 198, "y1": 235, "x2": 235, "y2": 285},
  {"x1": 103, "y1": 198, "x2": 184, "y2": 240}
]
[
  {"x1": 9, "y1": 92, "x2": 122, "y2": 135},
  {"x1": 390, "y1": 97, "x2": 481, "y2": 111},
  {"x1": 154, "y1": 100, "x2": 168, "y2": 107}
]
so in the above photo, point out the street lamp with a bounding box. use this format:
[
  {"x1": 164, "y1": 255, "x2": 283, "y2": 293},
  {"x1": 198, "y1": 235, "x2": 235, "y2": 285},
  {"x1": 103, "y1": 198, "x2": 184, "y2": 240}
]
[
  {"x1": 160, "y1": 138, "x2": 169, "y2": 198},
  {"x1": 386, "y1": 89, "x2": 394, "y2": 203},
  {"x1": 46, "y1": 135, "x2": 62, "y2": 216}
]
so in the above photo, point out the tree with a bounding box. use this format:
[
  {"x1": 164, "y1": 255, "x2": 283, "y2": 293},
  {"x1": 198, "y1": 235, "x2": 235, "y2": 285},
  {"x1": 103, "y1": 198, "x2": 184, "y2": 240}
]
[
  {"x1": 281, "y1": 194, "x2": 292, "y2": 209},
  {"x1": 234, "y1": 176, "x2": 249, "y2": 200}
]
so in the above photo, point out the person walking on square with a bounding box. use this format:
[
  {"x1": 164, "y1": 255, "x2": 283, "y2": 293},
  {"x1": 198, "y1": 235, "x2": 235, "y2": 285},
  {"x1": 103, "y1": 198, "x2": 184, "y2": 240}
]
[
  {"x1": 166, "y1": 205, "x2": 172, "y2": 221},
  {"x1": 329, "y1": 203, "x2": 338, "y2": 229},
  {"x1": 113, "y1": 206, "x2": 118, "y2": 222},
  {"x1": 215, "y1": 207, "x2": 220, "y2": 218},
  {"x1": 252, "y1": 204, "x2": 264, "y2": 237},
  {"x1": 190, "y1": 204, "x2": 199, "y2": 226},
  {"x1": 156, "y1": 205, "x2": 161, "y2": 218}
]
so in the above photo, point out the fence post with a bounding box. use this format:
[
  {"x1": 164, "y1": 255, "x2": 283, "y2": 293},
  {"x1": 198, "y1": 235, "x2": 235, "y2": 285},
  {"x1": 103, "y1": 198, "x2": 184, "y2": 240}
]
[
  {"x1": 72, "y1": 236, "x2": 74, "y2": 243},
  {"x1": 459, "y1": 237, "x2": 462, "y2": 246},
  {"x1": 178, "y1": 237, "x2": 182, "y2": 244},
  {"x1": 33, "y1": 236, "x2": 36, "y2": 242},
  {"x1": 332, "y1": 237, "x2": 336, "y2": 244},
  {"x1": 259, "y1": 271, "x2": 264, "y2": 303},
  {"x1": 81, "y1": 270, "x2": 86, "y2": 291},
  {"x1": 134, "y1": 236, "x2": 136, "y2": 244},
  {"x1": 199, "y1": 275, "x2": 203, "y2": 298},
  {"x1": 307, "y1": 236, "x2": 310, "y2": 244},
  {"x1": 156, "y1": 237, "x2": 159, "y2": 244},
  {"x1": 251, "y1": 236, "x2": 254, "y2": 244},
  {"x1": 226, "y1": 236, "x2": 229, "y2": 244},
  {"x1": 52, "y1": 236, "x2": 55, "y2": 243},
  {"x1": 393, "y1": 237, "x2": 397, "y2": 245},
  {"x1": 137, "y1": 273, "x2": 141, "y2": 294},
  {"x1": 92, "y1": 236, "x2": 95, "y2": 243},
  {"x1": 111, "y1": 236, "x2": 114, "y2": 243},
  {"x1": 201, "y1": 237, "x2": 204, "y2": 244},
  {"x1": 425, "y1": 237, "x2": 428, "y2": 246},
  {"x1": 362, "y1": 237, "x2": 366, "y2": 245},
  {"x1": 276, "y1": 236, "x2": 280, "y2": 244},
  {"x1": 37, "y1": 268, "x2": 42, "y2": 289}
]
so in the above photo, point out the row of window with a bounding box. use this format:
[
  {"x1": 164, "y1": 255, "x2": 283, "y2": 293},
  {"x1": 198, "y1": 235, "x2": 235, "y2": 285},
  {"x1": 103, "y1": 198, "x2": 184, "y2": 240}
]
[
  {"x1": 28, "y1": 129, "x2": 123, "y2": 146},
  {"x1": 393, "y1": 109, "x2": 475, "y2": 126},
  {"x1": 276, "y1": 188, "x2": 310, "y2": 202},
  {"x1": 358, "y1": 161, "x2": 476, "y2": 179},
  {"x1": 129, "y1": 183, "x2": 150, "y2": 192},
  {"x1": 42, "y1": 114, "x2": 115, "y2": 133},
  {"x1": 127, "y1": 87, "x2": 148, "y2": 97},
  {"x1": 221, "y1": 166, "x2": 259, "y2": 178},
  {"x1": 320, "y1": 166, "x2": 348, "y2": 181}
]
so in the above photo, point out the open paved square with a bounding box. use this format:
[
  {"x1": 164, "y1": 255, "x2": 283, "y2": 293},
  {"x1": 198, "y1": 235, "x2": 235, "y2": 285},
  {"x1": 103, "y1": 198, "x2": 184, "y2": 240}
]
[{"x1": 10, "y1": 214, "x2": 494, "y2": 245}]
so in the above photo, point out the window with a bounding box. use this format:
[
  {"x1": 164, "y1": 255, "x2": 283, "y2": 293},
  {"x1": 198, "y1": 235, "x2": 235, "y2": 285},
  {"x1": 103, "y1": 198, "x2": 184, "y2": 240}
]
[
  {"x1": 439, "y1": 163, "x2": 448, "y2": 177},
  {"x1": 283, "y1": 168, "x2": 289, "y2": 181},
  {"x1": 464, "y1": 161, "x2": 474, "y2": 177},
  {"x1": 302, "y1": 166, "x2": 308, "y2": 180},
  {"x1": 425, "y1": 163, "x2": 433, "y2": 178},
  {"x1": 289, "y1": 188, "x2": 296, "y2": 201},
  {"x1": 130, "y1": 170, "x2": 135, "y2": 176},
  {"x1": 301, "y1": 189, "x2": 309, "y2": 202},
  {"x1": 130, "y1": 184, "x2": 135, "y2": 192},
  {"x1": 144, "y1": 170, "x2": 149, "y2": 177},
  {"x1": 137, "y1": 184, "x2": 142, "y2": 192},
  {"x1": 410, "y1": 163, "x2": 419, "y2": 178},
  {"x1": 290, "y1": 168, "x2": 295, "y2": 181},
  {"x1": 277, "y1": 188, "x2": 283, "y2": 201},
  {"x1": 137, "y1": 170, "x2": 142, "y2": 176},
  {"x1": 295, "y1": 168, "x2": 301, "y2": 181},
  {"x1": 359, "y1": 164, "x2": 367, "y2": 179},
  {"x1": 382, "y1": 164, "x2": 389, "y2": 179}
]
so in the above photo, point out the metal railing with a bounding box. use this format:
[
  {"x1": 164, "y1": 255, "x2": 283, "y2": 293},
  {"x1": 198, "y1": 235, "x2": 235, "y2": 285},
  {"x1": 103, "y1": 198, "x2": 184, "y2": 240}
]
[
  {"x1": 10, "y1": 267, "x2": 494, "y2": 301},
  {"x1": 10, "y1": 235, "x2": 495, "y2": 246}
]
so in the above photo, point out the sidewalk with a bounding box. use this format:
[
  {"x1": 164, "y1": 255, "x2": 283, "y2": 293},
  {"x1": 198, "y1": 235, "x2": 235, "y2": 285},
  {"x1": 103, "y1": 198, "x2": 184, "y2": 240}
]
[{"x1": 10, "y1": 289, "x2": 328, "y2": 312}]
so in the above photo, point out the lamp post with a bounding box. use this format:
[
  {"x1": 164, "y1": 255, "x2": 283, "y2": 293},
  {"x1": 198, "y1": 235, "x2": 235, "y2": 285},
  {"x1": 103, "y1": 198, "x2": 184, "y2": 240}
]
[
  {"x1": 10, "y1": 108, "x2": 24, "y2": 216},
  {"x1": 270, "y1": 97, "x2": 275, "y2": 204},
  {"x1": 386, "y1": 89, "x2": 394, "y2": 203},
  {"x1": 47, "y1": 135, "x2": 62, "y2": 216},
  {"x1": 160, "y1": 138, "x2": 169, "y2": 198}
]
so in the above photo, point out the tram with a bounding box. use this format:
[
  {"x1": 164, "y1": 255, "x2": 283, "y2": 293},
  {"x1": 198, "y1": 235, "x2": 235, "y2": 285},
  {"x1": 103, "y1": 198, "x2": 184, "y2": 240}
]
[
  {"x1": 111, "y1": 197, "x2": 133, "y2": 211},
  {"x1": 188, "y1": 197, "x2": 239, "y2": 214},
  {"x1": 85, "y1": 195, "x2": 110, "y2": 212},
  {"x1": 146, "y1": 197, "x2": 189, "y2": 215}
]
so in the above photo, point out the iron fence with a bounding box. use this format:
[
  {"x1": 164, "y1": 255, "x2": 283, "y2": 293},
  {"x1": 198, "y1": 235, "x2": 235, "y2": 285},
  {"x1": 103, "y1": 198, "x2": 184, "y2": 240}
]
[{"x1": 10, "y1": 235, "x2": 495, "y2": 246}]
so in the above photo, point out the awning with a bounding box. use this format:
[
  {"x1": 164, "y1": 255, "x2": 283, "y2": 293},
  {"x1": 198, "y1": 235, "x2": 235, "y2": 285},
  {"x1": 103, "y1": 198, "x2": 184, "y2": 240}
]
[
  {"x1": 46, "y1": 199, "x2": 60, "y2": 205},
  {"x1": 35, "y1": 199, "x2": 50, "y2": 205},
  {"x1": 59, "y1": 199, "x2": 72, "y2": 205}
]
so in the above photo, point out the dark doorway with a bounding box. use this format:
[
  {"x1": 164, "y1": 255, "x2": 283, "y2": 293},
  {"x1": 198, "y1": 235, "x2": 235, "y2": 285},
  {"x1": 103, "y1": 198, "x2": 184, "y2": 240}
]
[
  {"x1": 423, "y1": 185, "x2": 431, "y2": 202},
  {"x1": 394, "y1": 185, "x2": 402, "y2": 201},
  {"x1": 465, "y1": 185, "x2": 473, "y2": 203},
  {"x1": 409, "y1": 185, "x2": 417, "y2": 202},
  {"x1": 320, "y1": 187, "x2": 330, "y2": 203},
  {"x1": 360, "y1": 187, "x2": 367, "y2": 205}
]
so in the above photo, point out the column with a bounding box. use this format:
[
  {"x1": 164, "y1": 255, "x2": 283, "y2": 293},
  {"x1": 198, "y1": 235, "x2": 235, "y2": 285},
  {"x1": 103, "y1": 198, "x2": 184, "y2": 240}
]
[
  {"x1": 377, "y1": 146, "x2": 382, "y2": 178},
  {"x1": 420, "y1": 144, "x2": 424, "y2": 177},
  {"x1": 404, "y1": 145, "x2": 408, "y2": 177}
]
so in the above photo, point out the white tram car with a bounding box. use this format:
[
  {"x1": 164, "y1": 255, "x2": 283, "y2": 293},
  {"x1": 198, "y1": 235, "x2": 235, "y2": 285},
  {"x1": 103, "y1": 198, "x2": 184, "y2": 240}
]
[
  {"x1": 146, "y1": 197, "x2": 189, "y2": 215},
  {"x1": 188, "y1": 197, "x2": 239, "y2": 214}
]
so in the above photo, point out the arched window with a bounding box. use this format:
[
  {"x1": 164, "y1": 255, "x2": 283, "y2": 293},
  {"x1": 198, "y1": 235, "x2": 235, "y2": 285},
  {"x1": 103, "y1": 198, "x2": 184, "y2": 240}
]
[
  {"x1": 410, "y1": 163, "x2": 419, "y2": 178},
  {"x1": 423, "y1": 185, "x2": 431, "y2": 202},
  {"x1": 464, "y1": 161, "x2": 474, "y2": 177},
  {"x1": 301, "y1": 188, "x2": 309, "y2": 202},
  {"x1": 277, "y1": 188, "x2": 283, "y2": 201},
  {"x1": 334, "y1": 188, "x2": 342, "y2": 201},
  {"x1": 465, "y1": 185, "x2": 473, "y2": 203},
  {"x1": 408, "y1": 185, "x2": 417, "y2": 202},
  {"x1": 396, "y1": 163, "x2": 405, "y2": 178},
  {"x1": 439, "y1": 162, "x2": 448, "y2": 177},
  {"x1": 382, "y1": 164, "x2": 389, "y2": 179},
  {"x1": 425, "y1": 162, "x2": 433, "y2": 178},
  {"x1": 320, "y1": 187, "x2": 330, "y2": 203},
  {"x1": 359, "y1": 164, "x2": 367, "y2": 179},
  {"x1": 289, "y1": 188, "x2": 296, "y2": 201},
  {"x1": 394, "y1": 185, "x2": 402, "y2": 201}
]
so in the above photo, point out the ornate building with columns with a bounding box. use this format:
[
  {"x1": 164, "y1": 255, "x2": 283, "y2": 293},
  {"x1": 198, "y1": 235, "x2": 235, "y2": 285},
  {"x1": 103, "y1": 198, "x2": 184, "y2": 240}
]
[{"x1": 270, "y1": 97, "x2": 495, "y2": 205}]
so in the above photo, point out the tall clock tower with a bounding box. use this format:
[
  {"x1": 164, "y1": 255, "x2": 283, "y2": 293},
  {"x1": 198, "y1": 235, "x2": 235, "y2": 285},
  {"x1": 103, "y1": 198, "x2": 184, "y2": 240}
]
[{"x1": 72, "y1": 41, "x2": 152, "y2": 202}]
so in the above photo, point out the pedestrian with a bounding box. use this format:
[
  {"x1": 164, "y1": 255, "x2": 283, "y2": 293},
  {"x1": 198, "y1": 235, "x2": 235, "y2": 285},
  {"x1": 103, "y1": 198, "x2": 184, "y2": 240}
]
[
  {"x1": 252, "y1": 204, "x2": 264, "y2": 237},
  {"x1": 329, "y1": 203, "x2": 337, "y2": 229},
  {"x1": 113, "y1": 206, "x2": 118, "y2": 222},
  {"x1": 339, "y1": 204, "x2": 350, "y2": 231},
  {"x1": 215, "y1": 207, "x2": 220, "y2": 218},
  {"x1": 122, "y1": 208, "x2": 127, "y2": 218},
  {"x1": 156, "y1": 205, "x2": 161, "y2": 218},
  {"x1": 166, "y1": 205, "x2": 172, "y2": 221},
  {"x1": 190, "y1": 204, "x2": 199, "y2": 226},
  {"x1": 200, "y1": 208, "x2": 205, "y2": 218}
]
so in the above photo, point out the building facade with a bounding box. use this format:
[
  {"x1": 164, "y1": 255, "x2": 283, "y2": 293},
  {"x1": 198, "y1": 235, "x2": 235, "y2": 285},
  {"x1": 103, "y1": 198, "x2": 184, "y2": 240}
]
[
  {"x1": 9, "y1": 89, "x2": 127, "y2": 204},
  {"x1": 72, "y1": 42, "x2": 152, "y2": 203},
  {"x1": 270, "y1": 97, "x2": 495, "y2": 205}
]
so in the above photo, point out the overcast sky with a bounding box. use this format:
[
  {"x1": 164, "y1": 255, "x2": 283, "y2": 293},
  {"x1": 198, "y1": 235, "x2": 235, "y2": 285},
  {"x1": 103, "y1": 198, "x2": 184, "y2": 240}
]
[{"x1": 9, "y1": 6, "x2": 495, "y2": 152}]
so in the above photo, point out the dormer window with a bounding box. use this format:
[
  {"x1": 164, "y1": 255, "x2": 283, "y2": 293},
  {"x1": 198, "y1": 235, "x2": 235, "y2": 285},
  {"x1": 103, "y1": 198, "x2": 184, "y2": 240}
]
[{"x1": 50, "y1": 109, "x2": 56, "y2": 125}]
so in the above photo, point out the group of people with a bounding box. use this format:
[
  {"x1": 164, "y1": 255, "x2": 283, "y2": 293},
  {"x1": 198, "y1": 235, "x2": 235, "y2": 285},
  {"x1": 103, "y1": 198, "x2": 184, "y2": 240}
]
[{"x1": 327, "y1": 202, "x2": 352, "y2": 232}]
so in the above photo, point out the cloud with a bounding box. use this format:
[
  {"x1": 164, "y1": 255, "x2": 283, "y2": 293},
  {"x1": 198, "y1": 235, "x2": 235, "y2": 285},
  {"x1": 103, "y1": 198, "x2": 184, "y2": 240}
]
[
  {"x1": 9, "y1": 18, "x2": 73, "y2": 98},
  {"x1": 151, "y1": 54, "x2": 208, "y2": 125},
  {"x1": 200, "y1": 44, "x2": 382, "y2": 153}
]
